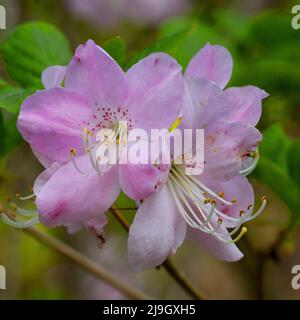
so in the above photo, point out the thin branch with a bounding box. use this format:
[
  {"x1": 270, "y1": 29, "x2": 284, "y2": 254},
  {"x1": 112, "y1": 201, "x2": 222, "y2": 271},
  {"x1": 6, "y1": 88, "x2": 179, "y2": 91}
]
[
  {"x1": 0, "y1": 206, "x2": 152, "y2": 300},
  {"x1": 24, "y1": 227, "x2": 152, "y2": 300},
  {"x1": 110, "y1": 205, "x2": 206, "y2": 300}
]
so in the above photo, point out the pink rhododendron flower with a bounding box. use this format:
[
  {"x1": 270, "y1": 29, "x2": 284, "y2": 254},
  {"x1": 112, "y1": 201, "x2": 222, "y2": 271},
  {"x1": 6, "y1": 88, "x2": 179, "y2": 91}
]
[
  {"x1": 17, "y1": 39, "x2": 183, "y2": 234},
  {"x1": 127, "y1": 44, "x2": 268, "y2": 272}
]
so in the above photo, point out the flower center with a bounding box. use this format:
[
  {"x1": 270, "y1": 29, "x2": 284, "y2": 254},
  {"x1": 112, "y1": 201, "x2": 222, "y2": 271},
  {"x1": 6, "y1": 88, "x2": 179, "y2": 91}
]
[{"x1": 71, "y1": 119, "x2": 129, "y2": 176}]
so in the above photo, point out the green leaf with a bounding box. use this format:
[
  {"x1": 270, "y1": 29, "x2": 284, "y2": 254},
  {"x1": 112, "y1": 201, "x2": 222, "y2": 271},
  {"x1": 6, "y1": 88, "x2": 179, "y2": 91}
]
[
  {"x1": 103, "y1": 36, "x2": 126, "y2": 67},
  {"x1": 1, "y1": 21, "x2": 72, "y2": 89},
  {"x1": 0, "y1": 86, "x2": 33, "y2": 114},
  {"x1": 255, "y1": 157, "x2": 300, "y2": 222},
  {"x1": 287, "y1": 142, "x2": 300, "y2": 190},
  {"x1": 0, "y1": 112, "x2": 4, "y2": 145},
  {"x1": 0, "y1": 111, "x2": 21, "y2": 159},
  {"x1": 126, "y1": 23, "x2": 224, "y2": 70},
  {"x1": 254, "y1": 124, "x2": 300, "y2": 228},
  {"x1": 259, "y1": 124, "x2": 291, "y2": 170},
  {"x1": 159, "y1": 16, "x2": 196, "y2": 37},
  {"x1": 213, "y1": 9, "x2": 250, "y2": 42},
  {"x1": 249, "y1": 11, "x2": 300, "y2": 51}
]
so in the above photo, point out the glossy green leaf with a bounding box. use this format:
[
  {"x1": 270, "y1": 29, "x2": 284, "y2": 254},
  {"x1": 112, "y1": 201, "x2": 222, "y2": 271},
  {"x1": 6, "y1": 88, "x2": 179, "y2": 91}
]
[
  {"x1": 1, "y1": 21, "x2": 72, "y2": 88},
  {"x1": 0, "y1": 86, "x2": 33, "y2": 114},
  {"x1": 0, "y1": 111, "x2": 21, "y2": 159},
  {"x1": 287, "y1": 142, "x2": 300, "y2": 190},
  {"x1": 126, "y1": 23, "x2": 224, "y2": 70},
  {"x1": 103, "y1": 36, "x2": 126, "y2": 67},
  {"x1": 255, "y1": 124, "x2": 300, "y2": 227},
  {"x1": 249, "y1": 11, "x2": 300, "y2": 51},
  {"x1": 259, "y1": 124, "x2": 291, "y2": 169},
  {"x1": 255, "y1": 157, "x2": 300, "y2": 219}
]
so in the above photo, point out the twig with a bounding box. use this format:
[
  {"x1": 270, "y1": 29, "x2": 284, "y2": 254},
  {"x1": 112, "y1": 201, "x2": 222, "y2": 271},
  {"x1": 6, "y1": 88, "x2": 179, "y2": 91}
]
[
  {"x1": 110, "y1": 205, "x2": 206, "y2": 300},
  {"x1": 0, "y1": 205, "x2": 152, "y2": 300},
  {"x1": 24, "y1": 227, "x2": 152, "y2": 300}
]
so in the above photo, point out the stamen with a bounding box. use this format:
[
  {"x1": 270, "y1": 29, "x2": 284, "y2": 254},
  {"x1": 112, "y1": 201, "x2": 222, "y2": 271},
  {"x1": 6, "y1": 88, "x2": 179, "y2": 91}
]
[
  {"x1": 226, "y1": 227, "x2": 247, "y2": 243},
  {"x1": 16, "y1": 208, "x2": 38, "y2": 217},
  {"x1": 0, "y1": 207, "x2": 39, "y2": 229},
  {"x1": 169, "y1": 174, "x2": 229, "y2": 236},
  {"x1": 240, "y1": 150, "x2": 259, "y2": 176},
  {"x1": 16, "y1": 193, "x2": 36, "y2": 201},
  {"x1": 244, "y1": 196, "x2": 267, "y2": 222},
  {"x1": 175, "y1": 167, "x2": 234, "y2": 206},
  {"x1": 169, "y1": 170, "x2": 215, "y2": 230},
  {"x1": 168, "y1": 165, "x2": 266, "y2": 244},
  {"x1": 70, "y1": 148, "x2": 87, "y2": 174}
]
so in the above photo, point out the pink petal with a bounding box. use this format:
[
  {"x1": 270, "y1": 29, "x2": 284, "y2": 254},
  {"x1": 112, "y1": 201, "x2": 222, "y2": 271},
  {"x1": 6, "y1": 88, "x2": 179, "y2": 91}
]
[
  {"x1": 67, "y1": 215, "x2": 108, "y2": 237},
  {"x1": 67, "y1": 222, "x2": 83, "y2": 234},
  {"x1": 33, "y1": 162, "x2": 61, "y2": 195},
  {"x1": 42, "y1": 66, "x2": 67, "y2": 89},
  {"x1": 188, "y1": 220, "x2": 243, "y2": 262},
  {"x1": 185, "y1": 43, "x2": 233, "y2": 89},
  {"x1": 208, "y1": 175, "x2": 254, "y2": 227},
  {"x1": 225, "y1": 86, "x2": 269, "y2": 126},
  {"x1": 119, "y1": 138, "x2": 170, "y2": 201},
  {"x1": 180, "y1": 77, "x2": 229, "y2": 130},
  {"x1": 36, "y1": 156, "x2": 120, "y2": 227},
  {"x1": 85, "y1": 215, "x2": 108, "y2": 234},
  {"x1": 128, "y1": 185, "x2": 186, "y2": 271},
  {"x1": 18, "y1": 88, "x2": 92, "y2": 166},
  {"x1": 85, "y1": 215, "x2": 108, "y2": 245},
  {"x1": 200, "y1": 153, "x2": 241, "y2": 183},
  {"x1": 65, "y1": 39, "x2": 128, "y2": 111},
  {"x1": 205, "y1": 120, "x2": 262, "y2": 174},
  {"x1": 126, "y1": 53, "x2": 183, "y2": 131},
  {"x1": 119, "y1": 163, "x2": 170, "y2": 201}
]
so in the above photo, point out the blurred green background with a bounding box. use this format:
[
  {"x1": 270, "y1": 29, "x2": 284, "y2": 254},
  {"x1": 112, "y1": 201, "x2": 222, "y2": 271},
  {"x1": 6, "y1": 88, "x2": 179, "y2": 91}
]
[{"x1": 1, "y1": 0, "x2": 300, "y2": 299}]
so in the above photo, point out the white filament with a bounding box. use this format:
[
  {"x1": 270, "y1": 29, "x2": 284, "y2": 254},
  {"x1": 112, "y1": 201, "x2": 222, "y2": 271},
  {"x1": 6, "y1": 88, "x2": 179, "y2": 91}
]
[{"x1": 167, "y1": 165, "x2": 266, "y2": 243}]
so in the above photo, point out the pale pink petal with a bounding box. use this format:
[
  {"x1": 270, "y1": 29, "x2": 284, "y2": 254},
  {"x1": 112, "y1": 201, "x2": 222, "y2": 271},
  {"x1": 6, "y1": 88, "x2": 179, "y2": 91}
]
[
  {"x1": 67, "y1": 223, "x2": 83, "y2": 234},
  {"x1": 85, "y1": 215, "x2": 108, "y2": 235},
  {"x1": 65, "y1": 39, "x2": 128, "y2": 111},
  {"x1": 67, "y1": 215, "x2": 108, "y2": 237},
  {"x1": 119, "y1": 163, "x2": 169, "y2": 201},
  {"x1": 208, "y1": 175, "x2": 254, "y2": 227},
  {"x1": 128, "y1": 185, "x2": 186, "y2": 271},
  {"x1": 185, "y1": 44, "x2": 233, "y2": 89},
  {"x1": 42, "y1": 66, "x2": 67, "y2": 89},
  {"x1": 200, "y1": 153, "x2": 241, "y2": 183},
  {"x1": 205, "y1": 121, "x2": 262, "y2": 169},
  {"x1": 85, "y1": 215, "x2": 108, "y2": 246},
  {"x1": 119, "y1": 138, "x2": 170, "y2": 201},
  {"x1": 188, "y1": 217, "x2": 243, "y2": 262},
  {"x1": 126, "y1": 53, "x2": 183, "y2": 131},
  {"x1": 31, "y1": 147, "x2": 59, "y2": 168},
  {"x1": 225, "y1": 86, "x2": 269, "y2": 126},
  {"x1": 180, "y1": 77, "x2": 229, "y2": 130},
  {"x1": 33, "y1": 162, "x2": 61, "y2": 195},
  {"x1": 18, "y1": 88, "x2": 92, "y2": 166},
  {"x1": 36, "y1": 156, "x2": 120, "y2": 227}
]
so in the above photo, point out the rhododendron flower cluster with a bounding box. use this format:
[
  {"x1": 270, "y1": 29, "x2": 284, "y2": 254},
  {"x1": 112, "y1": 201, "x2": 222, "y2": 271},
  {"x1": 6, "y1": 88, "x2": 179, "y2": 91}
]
[{"x1": 6, "y1": 39, "x2": 268, "y2": 271}]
